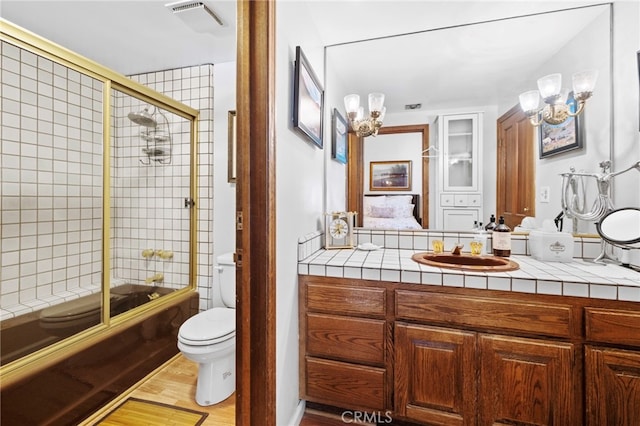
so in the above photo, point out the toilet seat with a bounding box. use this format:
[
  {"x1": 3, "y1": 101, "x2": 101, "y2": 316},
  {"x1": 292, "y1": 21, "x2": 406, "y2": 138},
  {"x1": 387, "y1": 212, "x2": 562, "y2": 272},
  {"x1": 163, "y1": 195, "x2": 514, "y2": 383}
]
[{"x1": 178, "y1": 308, "x2": 235, "y2": 346}]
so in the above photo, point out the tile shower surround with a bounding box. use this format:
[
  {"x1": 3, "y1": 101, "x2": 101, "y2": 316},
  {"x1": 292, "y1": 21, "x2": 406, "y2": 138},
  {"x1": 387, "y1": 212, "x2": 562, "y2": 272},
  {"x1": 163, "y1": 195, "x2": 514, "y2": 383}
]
[
  {"x1": 128, "y1": 65, "x2": 214, "y2": 313},
  {"x1": 0, "y1": 38, "x2": 215, "y2": 320},
  {"x1": 1, "y1": 41, "x2": 103, "y2": 319},
  {"x1": 297, "y1": 229, "x2": 640, "y2": 302}
]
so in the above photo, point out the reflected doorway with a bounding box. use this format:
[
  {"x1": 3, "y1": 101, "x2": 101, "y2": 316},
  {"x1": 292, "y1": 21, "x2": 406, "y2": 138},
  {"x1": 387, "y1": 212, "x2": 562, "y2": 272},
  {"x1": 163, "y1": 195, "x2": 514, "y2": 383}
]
[
  {"x1": 496, "y1": 105, "x2": 535, "y2": 229},
  {"x1": 347, "y1": 124, "x2": 430, "y2": 227}
]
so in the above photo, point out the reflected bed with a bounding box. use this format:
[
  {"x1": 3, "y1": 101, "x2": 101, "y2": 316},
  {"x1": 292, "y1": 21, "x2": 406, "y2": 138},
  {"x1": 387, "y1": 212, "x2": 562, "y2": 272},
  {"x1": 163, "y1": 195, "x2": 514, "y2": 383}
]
[{"x1": 363, "y1": 194, "x2": 423, "y2": 230}]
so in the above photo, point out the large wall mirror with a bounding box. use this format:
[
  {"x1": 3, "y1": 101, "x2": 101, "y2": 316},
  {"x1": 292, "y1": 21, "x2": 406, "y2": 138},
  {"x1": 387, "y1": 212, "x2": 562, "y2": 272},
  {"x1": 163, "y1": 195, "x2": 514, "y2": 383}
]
[{"x1": 327, "y1": 4, "x2": 612, "y2": 233}]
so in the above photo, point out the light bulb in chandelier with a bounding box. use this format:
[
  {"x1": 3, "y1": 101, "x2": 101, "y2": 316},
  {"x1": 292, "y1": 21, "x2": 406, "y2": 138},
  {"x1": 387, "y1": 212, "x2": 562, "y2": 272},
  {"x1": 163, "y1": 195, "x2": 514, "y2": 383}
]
[
  {"x1": 518, "y1": 70, "x2": 597, "y2": 127},
  {"x1": 343, "y1": 92, "x2": 386, "y2": 137}
]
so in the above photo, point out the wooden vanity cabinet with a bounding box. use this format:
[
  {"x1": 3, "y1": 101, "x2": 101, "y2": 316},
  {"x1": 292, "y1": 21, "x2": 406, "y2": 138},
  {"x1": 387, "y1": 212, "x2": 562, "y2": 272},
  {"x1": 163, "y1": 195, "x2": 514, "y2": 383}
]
[
  {"x1": 394, "y1": 323, "x2": 477, "y2": 425},
  {"x1": 299, "y1": 277, "x2": 391, "y2": 412},
  {"x1": 584, "y1": 308, "x2": 640, "y2": 425},
  {"x1": 478, "y1": 334, "x2": 579, "y2": 425},
  {"x1": 395, "y1": 289, "x2": 582, "y2": 425},
  {"x1": 299, "y1": 275, "x2": 640, "y2": 425}
]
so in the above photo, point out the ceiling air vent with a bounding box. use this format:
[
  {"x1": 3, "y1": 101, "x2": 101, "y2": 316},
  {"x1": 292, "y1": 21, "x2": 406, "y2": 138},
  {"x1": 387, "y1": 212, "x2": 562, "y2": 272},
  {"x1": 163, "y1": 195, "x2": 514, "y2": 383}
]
[
  {"x1": 405, "y1": 103, "x2": 422, "y2": 110},
  {"x1": 165, "y1": 1, "x2": 224, "y2": 33}
]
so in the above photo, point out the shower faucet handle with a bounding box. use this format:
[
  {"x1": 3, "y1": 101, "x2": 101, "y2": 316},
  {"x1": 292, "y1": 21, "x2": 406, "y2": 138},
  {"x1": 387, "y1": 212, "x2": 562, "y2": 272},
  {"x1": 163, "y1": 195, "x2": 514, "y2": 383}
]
[
  {"x1": 156, "y1": 250, "x2": 174, "y2": 260},
  {"x1": 142, "y1": 249, "x2": 155, "y2": 259}
]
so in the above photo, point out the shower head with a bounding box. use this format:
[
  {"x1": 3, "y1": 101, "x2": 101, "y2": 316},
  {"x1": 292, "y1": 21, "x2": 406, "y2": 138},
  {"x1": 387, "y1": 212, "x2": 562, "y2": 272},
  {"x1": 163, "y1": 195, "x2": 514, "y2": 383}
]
[{"x1": 127, "y1": 107, "x2": 157, "y2": 127}]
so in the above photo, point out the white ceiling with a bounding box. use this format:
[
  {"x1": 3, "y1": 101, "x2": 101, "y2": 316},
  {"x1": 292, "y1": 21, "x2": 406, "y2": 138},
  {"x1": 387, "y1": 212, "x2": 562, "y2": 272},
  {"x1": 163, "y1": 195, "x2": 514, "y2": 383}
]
[
  {"x1": 1, "y1": 0, "x2": 238, "y2": 75},
  {"x1": 1, "y1": 0, "x2": 607, "y2": 113}
]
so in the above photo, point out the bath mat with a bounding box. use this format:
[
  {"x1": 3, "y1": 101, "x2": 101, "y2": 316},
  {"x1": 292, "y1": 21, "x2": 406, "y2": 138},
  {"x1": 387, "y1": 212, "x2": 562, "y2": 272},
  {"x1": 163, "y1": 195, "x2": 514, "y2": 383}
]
[{"x1": 96, "y1": 397, "x2": 208, "y2": 426}]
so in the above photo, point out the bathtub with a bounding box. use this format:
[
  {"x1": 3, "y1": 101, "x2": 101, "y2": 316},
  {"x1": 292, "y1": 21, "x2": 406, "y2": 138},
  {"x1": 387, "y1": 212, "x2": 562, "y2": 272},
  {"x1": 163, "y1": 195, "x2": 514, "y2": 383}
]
[
  {"x1": 0, "y1": 288, "x2": 198, "y2": 426},
  {"x1": 1, "y1": 284, "x2": 176, "y2": 365}
]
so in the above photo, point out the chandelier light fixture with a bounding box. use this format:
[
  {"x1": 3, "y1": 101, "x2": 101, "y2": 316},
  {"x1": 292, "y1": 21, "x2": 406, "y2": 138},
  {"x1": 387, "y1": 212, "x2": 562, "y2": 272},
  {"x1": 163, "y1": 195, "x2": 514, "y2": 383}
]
[
  {"x1": 343, "y1": 92, "x2": 386, "y2": 137},
  {"x1": 518, "y1": 70, "x2": 598, "y2": 127}
]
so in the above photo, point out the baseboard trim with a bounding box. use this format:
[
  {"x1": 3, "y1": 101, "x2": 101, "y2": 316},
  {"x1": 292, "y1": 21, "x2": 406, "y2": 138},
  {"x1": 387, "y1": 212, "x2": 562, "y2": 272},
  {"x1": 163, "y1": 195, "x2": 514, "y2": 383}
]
[{"x1": 288, "y1": 399, "x2": 306, "y2": 426}]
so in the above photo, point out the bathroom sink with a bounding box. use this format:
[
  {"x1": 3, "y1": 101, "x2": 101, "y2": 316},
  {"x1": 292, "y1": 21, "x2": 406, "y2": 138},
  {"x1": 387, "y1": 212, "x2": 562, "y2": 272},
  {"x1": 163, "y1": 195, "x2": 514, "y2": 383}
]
[{"x1": 411, "y1": 252, "x2": 519, "y2": 272}]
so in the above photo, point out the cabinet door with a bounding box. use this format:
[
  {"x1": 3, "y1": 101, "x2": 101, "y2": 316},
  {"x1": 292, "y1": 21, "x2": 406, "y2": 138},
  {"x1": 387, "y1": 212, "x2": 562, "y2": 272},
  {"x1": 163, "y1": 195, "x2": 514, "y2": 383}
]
[
  {"x1": 395, "y1": 323, "x2": 476, "y2": 425},
  {"x1": 479, "y1": 334, "x2": 581, "y2": 425},
  {"x1": 442, "y1": 208, "x2": 479, "y2": 231},
  {"x1": 441, "y1": 114, "x2": 479, "y2": 192},
  {"x1": 586, "y1": 346, "x2": 640, "y2": 426}
]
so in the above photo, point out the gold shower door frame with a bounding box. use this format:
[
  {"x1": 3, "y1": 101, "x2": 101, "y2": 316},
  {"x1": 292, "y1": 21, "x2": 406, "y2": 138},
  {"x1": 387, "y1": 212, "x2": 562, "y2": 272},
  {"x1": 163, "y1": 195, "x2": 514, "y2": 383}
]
[{"x1": 0, "y1": 19, "x2": 200, "y2": 387}]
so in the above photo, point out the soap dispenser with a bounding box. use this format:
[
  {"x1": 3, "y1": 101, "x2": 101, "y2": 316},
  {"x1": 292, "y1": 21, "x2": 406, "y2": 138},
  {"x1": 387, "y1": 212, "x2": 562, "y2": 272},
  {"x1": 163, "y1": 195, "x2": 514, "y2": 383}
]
[
  {"x1": 485, "y1": 214, "x2": 497, "y2": 231},
  {"x1": 492, "y1": 216, "x2": 511, "y2": 257}
]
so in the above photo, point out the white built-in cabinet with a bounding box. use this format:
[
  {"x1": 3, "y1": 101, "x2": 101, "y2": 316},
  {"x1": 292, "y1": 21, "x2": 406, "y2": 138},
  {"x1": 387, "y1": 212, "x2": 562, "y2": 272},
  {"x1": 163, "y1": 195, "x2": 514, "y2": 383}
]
[{"x1": 433, "y1": 113, "x2": 483, "y2": 230}]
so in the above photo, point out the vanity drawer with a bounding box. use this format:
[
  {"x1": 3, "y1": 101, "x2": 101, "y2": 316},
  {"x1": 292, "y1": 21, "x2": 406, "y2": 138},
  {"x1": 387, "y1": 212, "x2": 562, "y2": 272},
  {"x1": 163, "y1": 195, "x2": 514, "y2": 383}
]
[
  {"x1": 306, "y1": 313, "x2": 385, "y2": 365},
  {"x1": 395, "y1": 290, "x2": 575, "y2": 338},
  {"x1": 306, "y1": 282, "x2": 386, "y2": 317},
  {"x1": 585, "y1": 308, "x2": 640, "y2": 347},
  {"x1": 305, "y1": 357, "x2": 386, "y2": 411}
]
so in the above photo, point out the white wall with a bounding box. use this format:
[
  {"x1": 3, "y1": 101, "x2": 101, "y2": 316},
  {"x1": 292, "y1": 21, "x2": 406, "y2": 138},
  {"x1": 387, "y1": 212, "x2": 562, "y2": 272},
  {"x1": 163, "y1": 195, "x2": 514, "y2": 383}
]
[
  {"x1": 276, "y1": 2, "x2": 326, "y2": 423},
  {"x1": 611, "y1": 0, "x2": 640, "y2": 265},
  {"x1": 529, "y1": 8, "x2": 611, "y2": 233},
  {"x1": 211, "y1": 61, "x2": 237, "y2": 308},
  {"x1": 612, "y1": 0, "x2": 640, "y2": 208},
  {"x1": 324, "y1": 55, "x2": 350, "y2": 213}
]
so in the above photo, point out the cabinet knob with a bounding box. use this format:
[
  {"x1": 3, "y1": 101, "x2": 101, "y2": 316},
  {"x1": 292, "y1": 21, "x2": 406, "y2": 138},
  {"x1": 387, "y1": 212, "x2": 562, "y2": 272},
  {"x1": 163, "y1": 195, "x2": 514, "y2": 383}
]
[{"x1": 523, "y1": 207, "x2": 530, "y2": 212}]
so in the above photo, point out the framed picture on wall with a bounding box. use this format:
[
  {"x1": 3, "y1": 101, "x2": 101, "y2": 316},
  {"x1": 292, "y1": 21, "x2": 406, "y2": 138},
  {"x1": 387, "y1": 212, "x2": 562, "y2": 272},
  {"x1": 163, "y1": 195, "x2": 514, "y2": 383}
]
[
  {"x1": 293, "y1": 46, "x2": 324, "y2": 148},
  {"x1": 539, "y1": 92, "x2": 583, "y2": 158},
  {"x1": 370, "y1": 160, "x2": 412, "y2": 191},
  {"x1": 332, "y1": 108, "x2": 348, "y2": 164}
]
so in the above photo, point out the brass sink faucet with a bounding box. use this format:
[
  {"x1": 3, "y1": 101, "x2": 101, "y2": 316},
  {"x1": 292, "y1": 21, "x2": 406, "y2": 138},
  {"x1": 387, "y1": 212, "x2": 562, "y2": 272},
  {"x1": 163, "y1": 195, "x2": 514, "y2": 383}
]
[{"x1": 451, "y1": 244, "x2": 464, "y2": 255}]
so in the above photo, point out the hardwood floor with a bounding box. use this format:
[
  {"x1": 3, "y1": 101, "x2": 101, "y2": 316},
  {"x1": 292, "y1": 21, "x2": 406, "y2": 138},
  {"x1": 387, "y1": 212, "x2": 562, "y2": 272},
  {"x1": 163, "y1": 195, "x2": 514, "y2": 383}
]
[
  {"x1": 81, "y1": 353, "x2": 351, "y2": 426},
  {"x1": 81, "y1": 354, "x2": 235, "y2": 426}
]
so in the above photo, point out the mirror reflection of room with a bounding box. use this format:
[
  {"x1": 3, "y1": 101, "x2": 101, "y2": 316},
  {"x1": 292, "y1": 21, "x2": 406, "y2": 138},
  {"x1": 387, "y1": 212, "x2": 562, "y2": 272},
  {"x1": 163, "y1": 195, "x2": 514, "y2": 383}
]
[{"x1": 328, "y1": 4, "x2": 613, "y2": 234}]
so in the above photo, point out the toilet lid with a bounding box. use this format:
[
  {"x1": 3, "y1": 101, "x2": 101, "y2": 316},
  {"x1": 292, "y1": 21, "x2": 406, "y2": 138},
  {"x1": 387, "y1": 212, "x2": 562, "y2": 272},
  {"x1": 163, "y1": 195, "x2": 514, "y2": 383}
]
[{"x1": 179, "y1": 308, "x2": 235, "y2": 345}]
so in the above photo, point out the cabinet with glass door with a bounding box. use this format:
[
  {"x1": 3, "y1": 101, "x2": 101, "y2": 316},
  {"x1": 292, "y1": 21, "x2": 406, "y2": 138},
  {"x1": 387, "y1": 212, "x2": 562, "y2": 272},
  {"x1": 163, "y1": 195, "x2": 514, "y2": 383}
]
[{"x1": 434, "y1": 113, "x2": 483, "y2": 230}]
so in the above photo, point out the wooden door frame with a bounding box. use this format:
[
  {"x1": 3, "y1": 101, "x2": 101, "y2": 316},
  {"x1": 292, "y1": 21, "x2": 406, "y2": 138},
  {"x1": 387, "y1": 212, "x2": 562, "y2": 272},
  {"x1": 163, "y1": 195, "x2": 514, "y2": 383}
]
[
  {"x1": 347, "y1": 124, "x2": 430, "y2": 227},
  {"x1": 236, "y1": 1, "x2": 276, "y2": 424}
]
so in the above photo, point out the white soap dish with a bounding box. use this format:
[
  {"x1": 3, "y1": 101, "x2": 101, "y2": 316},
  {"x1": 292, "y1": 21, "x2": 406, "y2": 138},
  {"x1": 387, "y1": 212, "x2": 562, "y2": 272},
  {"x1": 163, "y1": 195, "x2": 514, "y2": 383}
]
[{"x1": 357, "y1": 243, "x2": 382, "y2": 251}]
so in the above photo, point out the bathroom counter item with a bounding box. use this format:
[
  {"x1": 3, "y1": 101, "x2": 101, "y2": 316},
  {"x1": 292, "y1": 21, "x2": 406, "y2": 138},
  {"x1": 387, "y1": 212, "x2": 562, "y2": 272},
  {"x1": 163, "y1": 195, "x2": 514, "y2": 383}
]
[
  {"x1": 529, "y1": 229, "x2": 575, "y2": 262},
  {"x1": 298, "y1": 248, "x2": 640, "y2": 302}
]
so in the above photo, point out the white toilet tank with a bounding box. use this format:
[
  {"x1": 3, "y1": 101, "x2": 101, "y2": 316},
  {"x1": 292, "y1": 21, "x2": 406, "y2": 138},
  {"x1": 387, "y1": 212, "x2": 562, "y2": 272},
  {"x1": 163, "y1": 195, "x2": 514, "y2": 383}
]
[{"x1": 217, "y1": 252, "x2": 236, "y2": 308}]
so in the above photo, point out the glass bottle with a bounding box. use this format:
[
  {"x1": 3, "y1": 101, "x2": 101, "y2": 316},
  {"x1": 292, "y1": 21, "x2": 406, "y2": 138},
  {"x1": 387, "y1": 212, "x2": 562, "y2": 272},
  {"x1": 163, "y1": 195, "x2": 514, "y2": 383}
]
[
  {"x1": 492, "y1": 216, "x2": 511, "y2": 257},
  {"x1": 485, "y1": 214, "x2": 497, "y2": 231}
]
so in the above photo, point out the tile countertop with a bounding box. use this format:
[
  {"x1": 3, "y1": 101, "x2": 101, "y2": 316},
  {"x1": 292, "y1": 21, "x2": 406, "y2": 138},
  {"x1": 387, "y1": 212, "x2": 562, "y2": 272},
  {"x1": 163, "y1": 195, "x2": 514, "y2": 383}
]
[{"x1": 298, "y1": 248, "x2": 640, "y2": 302}]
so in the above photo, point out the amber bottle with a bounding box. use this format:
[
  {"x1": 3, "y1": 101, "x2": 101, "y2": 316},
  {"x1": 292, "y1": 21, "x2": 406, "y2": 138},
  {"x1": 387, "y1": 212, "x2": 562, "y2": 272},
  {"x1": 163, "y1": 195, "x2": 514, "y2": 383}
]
[{"x1": 492, "y1": 216, "x2": 511, "y2": 257}]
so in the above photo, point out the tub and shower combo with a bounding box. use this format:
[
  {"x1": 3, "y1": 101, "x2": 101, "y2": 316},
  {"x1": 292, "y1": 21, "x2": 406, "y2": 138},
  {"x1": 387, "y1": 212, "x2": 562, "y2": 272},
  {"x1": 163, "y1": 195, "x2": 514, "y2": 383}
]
[{"x1": 0, "y1": 20, "x2": 202, "y2": 425}]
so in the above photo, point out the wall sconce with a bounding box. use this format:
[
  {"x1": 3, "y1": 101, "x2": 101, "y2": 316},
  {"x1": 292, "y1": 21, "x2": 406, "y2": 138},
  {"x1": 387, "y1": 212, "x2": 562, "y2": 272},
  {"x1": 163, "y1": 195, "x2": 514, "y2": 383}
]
[
  {"x1": 518, "y1": 70, "x2": 598, "y2": 127},
  {"x1": 343, "y1": 93, "x2": 386, "y2": 137}
]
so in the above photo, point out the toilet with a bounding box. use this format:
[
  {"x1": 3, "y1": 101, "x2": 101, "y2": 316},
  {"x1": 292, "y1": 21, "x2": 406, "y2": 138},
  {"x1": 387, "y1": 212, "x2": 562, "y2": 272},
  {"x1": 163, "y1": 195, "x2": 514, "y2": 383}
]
[{"x1": 178, "y1": 252, "x2": 236, "y2": 406}]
